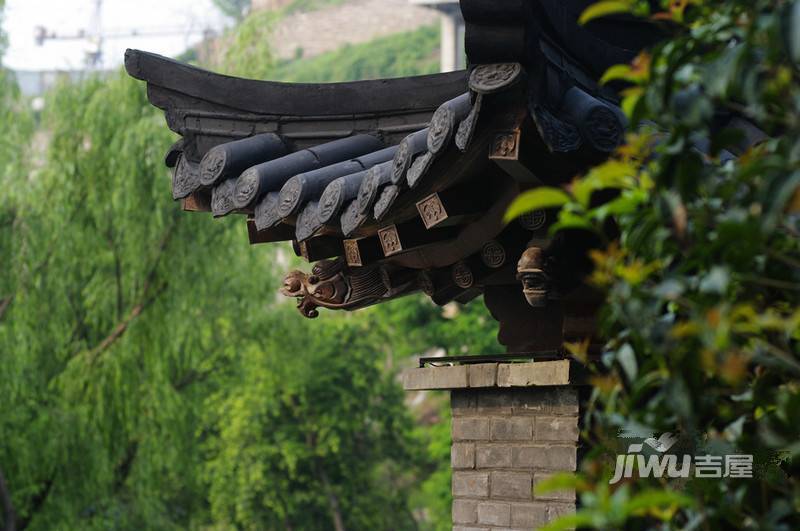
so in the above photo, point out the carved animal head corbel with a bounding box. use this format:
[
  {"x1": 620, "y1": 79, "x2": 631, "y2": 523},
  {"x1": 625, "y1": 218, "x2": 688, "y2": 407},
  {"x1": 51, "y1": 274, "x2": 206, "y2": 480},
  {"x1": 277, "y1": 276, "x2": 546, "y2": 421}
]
[
  {"x1": 281, "y1": 259, "x2": 351, "y2": 318},
  {"x1": 516, "y1": 246, "x2": 550, "y2": 307}
]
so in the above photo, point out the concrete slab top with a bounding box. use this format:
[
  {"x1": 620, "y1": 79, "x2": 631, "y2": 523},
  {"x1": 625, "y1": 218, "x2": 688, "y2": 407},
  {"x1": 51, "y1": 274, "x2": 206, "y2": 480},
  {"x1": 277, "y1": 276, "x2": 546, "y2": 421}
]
[{"x1": 402, "y1": 360, "x2": 572, "y2": 390}]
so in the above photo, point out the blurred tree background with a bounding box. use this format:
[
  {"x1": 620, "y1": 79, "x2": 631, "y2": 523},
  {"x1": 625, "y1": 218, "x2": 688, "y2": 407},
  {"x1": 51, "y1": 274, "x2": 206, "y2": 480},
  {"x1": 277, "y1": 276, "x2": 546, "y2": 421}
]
[{"x1": 0, "y1": 3, "x2": 498, "y2": 530}]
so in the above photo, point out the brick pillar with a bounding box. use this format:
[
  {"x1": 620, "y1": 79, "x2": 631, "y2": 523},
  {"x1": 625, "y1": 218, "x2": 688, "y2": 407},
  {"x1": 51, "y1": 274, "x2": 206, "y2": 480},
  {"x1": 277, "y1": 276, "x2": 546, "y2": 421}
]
[{"x1": 403, "y1": 360, "x2": 580, "y2": 530}]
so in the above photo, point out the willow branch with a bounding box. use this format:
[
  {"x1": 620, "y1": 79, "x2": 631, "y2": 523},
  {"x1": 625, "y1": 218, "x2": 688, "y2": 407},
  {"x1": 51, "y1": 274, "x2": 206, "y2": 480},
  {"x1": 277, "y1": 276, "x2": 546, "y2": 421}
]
[
  {"x1": 83, "y1": 220, "x2": 177, "y2": 364},
  {"x1": 85, "y1": 282, "x2": 167, "y2": 364},
  {"x1": 0, "y1": 297, "x2": 13, "y2": 324},
  {"x1": 0, "y1": 467, "x2": 16, "y2": 531}
]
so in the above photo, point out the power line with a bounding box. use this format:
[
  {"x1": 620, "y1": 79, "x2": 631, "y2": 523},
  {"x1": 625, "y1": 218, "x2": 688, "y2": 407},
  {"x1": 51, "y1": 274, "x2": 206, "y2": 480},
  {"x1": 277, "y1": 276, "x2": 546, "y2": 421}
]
[{"x1": 33, "y1": 0, "x2": 213, "y2": 70}]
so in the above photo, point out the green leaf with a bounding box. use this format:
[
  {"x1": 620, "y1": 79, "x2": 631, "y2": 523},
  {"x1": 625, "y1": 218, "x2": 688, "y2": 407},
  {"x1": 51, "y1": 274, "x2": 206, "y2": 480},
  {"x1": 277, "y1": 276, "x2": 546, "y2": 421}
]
[
  {"x1": 533, "y1": 472, "x2": 581, "y2": 496},
  {"x1": 589, "y1": 189, "x2": 647, "y2": 220},
  {"x1": 578, "y1": 1, "x2": 633, "y2": 25},
  {"x1": 625, "y1": 489, "x2": 696, "y2": 515},
  {"x1": 504, "y1": 187, "x2": 571, "y2": 223},
  {"x1": 600, "y1": 64, "x2": 634, "y2": 85},
  {"x1": 538, "y1": 513, "x2": 598, "y2": 531},
  {"x1": 572, "y1": 160, "x2": 636, "y2": 208},
  {"x1": 621, "y1": 87, "x2": 643, "y2": 119},
  {"x1": 549, "y1": 210, "x2": 596, "y2": 233}
]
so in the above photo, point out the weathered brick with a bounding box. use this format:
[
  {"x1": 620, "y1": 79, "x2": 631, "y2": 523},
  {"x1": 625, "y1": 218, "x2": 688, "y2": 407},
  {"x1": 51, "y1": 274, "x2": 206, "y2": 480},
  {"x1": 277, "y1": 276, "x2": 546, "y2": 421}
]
[
  {"x1": 452, "y1": 443, "x2": 476, "y2": 469},
  {"x1": 547, "y1": 502, "x2": 576, "y2": 522},
  {"x1": 513, "y1": 387, "x2": 579, "y2": 416},
  {"x1": 453, "y1": 499, "x2": 478, "y2": 524},
  {"x1": 476, "y1": 389, "x2": 514, "y2": 415},
  {"x1": 512, "y1": 445, "x2": 577, "y2": 471},
  {"x1": 535, "y1": 416, "x2": 579, "y2": 442},
  {"x1": 403, "y1": 365, "x2": 468, "y2": 390},
  {"x1": 451, "y1": 390, "x2": 476, "y2": 415},
  {"x1": 476, "y1": 444, "x2": 512, "y2": 468},
  {"x1": 452, "y1": 527, "x2": 489, "y2": 531},
  {"x1": 477, "y1": 501, "x2": 511, "y2": 526},
  {"x1": 490, "y1": 471, "x2": 532, "y2": 500},
  {"x1": 534, "y1": 473, "x2": 576, "y2": 501},
  {"x1": 453, "y1": 417, "x2": 491, "y2": 441},
  {"x1": 453, "y1": 471, "x2": 490, "y2": 497},
  {"x1": 510, "y1": 502, "x2": 549, "y2": 528},
  {"x1": 497, "y1": 360, "x2": 570, "y2": 387},
  {"x1": 491, "y1": 417, "x2": 533, "y2": 441},
  {"x1": 468, "y1": 363, "x2": 498, "y2": 387}
]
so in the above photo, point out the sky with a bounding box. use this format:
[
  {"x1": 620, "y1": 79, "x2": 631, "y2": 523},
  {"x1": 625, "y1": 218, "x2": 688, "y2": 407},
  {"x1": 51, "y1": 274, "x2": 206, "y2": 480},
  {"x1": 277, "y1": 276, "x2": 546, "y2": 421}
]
[{"x1": 4, "y1": 0, "x2": 229, "y2": 71}]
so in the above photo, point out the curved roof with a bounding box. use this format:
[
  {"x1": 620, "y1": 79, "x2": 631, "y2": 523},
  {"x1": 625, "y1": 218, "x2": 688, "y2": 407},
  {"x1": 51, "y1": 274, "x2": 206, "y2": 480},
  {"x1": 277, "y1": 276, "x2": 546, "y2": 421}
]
[{"x1": 126, "y1": 0, "x2": 660, "y2": 319}]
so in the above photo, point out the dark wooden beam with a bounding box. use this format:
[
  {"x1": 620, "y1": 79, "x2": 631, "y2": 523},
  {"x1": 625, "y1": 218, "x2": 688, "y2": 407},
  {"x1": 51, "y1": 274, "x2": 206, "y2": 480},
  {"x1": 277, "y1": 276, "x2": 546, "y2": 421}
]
[
  {"x1": 377, "y1": 218, "x2": 460, "y2": 257},
  {"x1": 247, "y1": 218, "x2": 295, "y2": 244},
  {"x1": 415, "y1": 182, "x2": 491, "y2": 229},
  {"x1": 292, "y1": 237, "x2": 343, "y2": 262},
  {"x1": 180, "y1": 190, "x2": 211, "y2": 212},
  {"x1": 343, "y1": 236, "x2": 384, "y2": 267}
]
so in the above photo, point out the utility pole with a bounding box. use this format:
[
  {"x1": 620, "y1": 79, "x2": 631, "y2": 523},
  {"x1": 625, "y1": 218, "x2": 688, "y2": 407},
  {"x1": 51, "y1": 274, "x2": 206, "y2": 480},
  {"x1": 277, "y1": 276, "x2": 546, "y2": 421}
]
[
  {"x1": 34, "y1": 12, "x2": 214, "y2": 72},
  {"x1": 86, "y1": 0, "x2": 104, "y2": 69}
]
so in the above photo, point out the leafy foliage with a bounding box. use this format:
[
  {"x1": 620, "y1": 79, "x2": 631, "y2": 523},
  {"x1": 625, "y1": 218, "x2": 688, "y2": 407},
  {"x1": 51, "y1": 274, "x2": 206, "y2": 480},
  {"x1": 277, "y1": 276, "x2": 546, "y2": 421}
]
[
  {"x1": 202, "y1": 314, "x2": 423, "y2": 530},
  {"x1": 270, "y1": 25, "x2": 440, "y2": 82},
  {"x1": 0, "y1": 7, "x2": 497, "y2": 530},
  {"x1": 509, "y1": 0, "x2": 800, "y2": 528},
  {"x1": 219, "y1": 9, "x2": 279, "y2": 79}
]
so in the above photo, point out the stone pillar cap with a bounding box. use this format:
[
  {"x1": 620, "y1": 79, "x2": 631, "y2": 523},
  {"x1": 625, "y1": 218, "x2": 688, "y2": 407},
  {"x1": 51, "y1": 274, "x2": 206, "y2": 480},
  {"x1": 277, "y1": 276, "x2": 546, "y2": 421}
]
[{"x1": 402, "y1": 360, "x2": 578, "y2": 391}]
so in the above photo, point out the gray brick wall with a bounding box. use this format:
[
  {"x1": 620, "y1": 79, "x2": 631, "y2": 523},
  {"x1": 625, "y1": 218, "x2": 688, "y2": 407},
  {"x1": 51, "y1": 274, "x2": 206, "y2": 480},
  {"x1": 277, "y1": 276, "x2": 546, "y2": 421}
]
[{"x1": 450, "y1": 387, "x2": 578, "y2": 530}]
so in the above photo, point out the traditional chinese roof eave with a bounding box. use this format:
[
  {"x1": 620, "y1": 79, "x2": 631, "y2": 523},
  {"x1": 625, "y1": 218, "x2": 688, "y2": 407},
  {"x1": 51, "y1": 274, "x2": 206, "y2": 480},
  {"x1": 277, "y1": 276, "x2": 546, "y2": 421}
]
[
  {"x1": 124, "y1": 49, "x2": 469, "y2": 117},
  {"x1": 125, "y1": 49, "x2": 468, "y2": 158},
  {"x1": 125, "y1": 0, "x2": 674, "y2": 323}
]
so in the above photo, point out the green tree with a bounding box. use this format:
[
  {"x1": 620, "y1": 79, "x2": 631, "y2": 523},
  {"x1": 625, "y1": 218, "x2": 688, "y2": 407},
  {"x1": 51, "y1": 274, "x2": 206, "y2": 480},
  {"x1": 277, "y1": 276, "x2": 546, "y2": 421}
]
[
  {"x1": 0, "y1": 6, "x2": 497, "y2": 529},
  {"x1": 0, "y1": 70, "x2": 440, "y2": 530},
  {"x1": 0, "y1": 69, "x2": 443, "y2": 530},
  {"x1": 203, "y1": 313, "x2": 424, "y2": 530},
  {"x1": 509, "y1": 0, "x2": 800, "y2": 528},
  {"x1": 1, "y1": 72, "x2": 246, "y2": 529},
  {"x1": 270, "y1": 25, "x2": 440, "y2": 82}
]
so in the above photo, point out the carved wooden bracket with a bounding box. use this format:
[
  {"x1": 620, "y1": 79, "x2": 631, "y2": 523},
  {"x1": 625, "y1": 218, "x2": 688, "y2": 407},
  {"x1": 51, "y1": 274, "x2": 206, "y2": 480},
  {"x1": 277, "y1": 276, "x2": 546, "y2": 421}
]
[
  {"x1": 281, "y1": 259, "x2": 351, "y2": 318},
  {"x1": 516, "y1": 246, "x2": 550, "y2": 307},
  {"x1": 280, "y1": 259, "x2": 409, "y2": 318}
]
